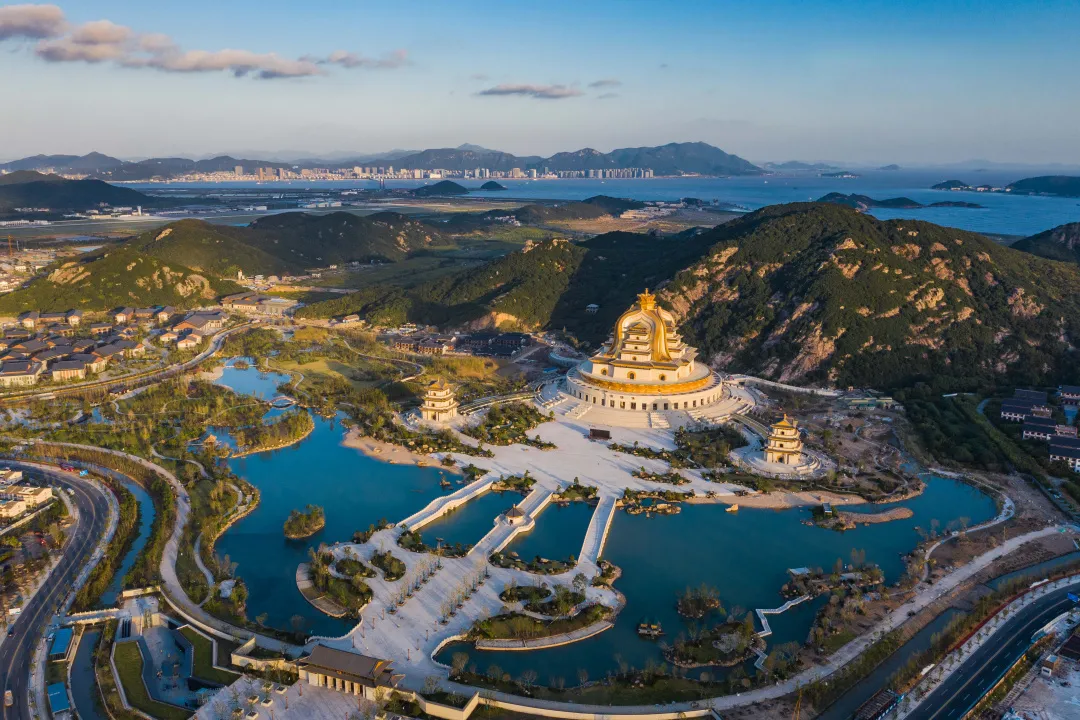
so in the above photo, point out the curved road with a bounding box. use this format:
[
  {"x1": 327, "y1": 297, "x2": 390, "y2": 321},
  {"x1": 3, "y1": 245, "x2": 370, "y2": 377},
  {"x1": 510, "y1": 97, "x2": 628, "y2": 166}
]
[
  {"x1": 907, "y1": 580, "x2": 1080, "y2": 720},
  {"x1": 0, "y1": 464, "x2": 111, "y2": 720}
]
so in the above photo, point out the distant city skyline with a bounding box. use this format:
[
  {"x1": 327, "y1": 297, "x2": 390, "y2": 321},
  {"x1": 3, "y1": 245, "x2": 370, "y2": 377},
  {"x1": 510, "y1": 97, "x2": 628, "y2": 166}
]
[{"x1": 1, "y1": 1, "x2": 1079, "y2": 164}]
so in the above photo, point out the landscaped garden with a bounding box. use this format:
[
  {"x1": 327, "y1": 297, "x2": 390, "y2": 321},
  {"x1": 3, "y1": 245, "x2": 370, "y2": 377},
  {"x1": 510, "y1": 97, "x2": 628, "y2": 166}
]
[
  {"x1": 113, "y1": 641, "x2": 193, "y2": 720},
  {"x1": 463, "y1": 402, "x2": 555, "y2": 448},
  {"x1": 179, "y1": 626, "x2": 240, "y2": 686},
  {"x1": 371, "y1": 550, "x2": 407, "y2": 581},
  {"x1": 469, "y1": 603, "x2": 611, "y2": 641}
]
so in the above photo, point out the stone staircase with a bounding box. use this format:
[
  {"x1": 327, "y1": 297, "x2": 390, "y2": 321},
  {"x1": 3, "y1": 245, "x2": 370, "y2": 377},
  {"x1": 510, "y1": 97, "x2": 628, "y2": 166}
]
[{"x1": 647, "y1": 412, "x2": 670, "y2": 429}]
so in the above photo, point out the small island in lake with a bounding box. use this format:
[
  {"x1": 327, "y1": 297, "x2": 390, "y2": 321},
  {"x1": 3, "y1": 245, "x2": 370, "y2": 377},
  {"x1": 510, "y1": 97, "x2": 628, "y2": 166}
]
[
  {"x1": 480, "y1": 180, "x2": 507, "y2": 191},
  {"x1": 283, "y1": 504, "x2": 326, "y2": 539}
]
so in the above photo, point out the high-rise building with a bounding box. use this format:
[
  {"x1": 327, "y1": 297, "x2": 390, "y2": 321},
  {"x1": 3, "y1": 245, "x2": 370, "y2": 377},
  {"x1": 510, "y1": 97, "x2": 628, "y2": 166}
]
[{"x1": 234, "y1": 165, "x2": 243, "y2": 176}]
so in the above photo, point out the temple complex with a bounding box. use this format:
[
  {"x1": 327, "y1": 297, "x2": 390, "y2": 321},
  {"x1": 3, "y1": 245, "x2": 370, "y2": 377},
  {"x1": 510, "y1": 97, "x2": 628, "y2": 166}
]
[
  {"x1": 765, "y1": 415, "x2": 803, "y2": 464},
  {"x1": 420, "y1": 378, "x2": 458, "y2": 423},
  {"x1": 564, "y1": 290, "x2": 724, "y2": 417}
]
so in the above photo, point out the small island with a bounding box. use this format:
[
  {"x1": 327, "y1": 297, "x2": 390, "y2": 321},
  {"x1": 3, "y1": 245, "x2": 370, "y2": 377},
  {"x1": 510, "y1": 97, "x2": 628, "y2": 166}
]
[
  {"x1": 283, "y1": 504, "x2": 326, "y2": 539},
  {"x1": 819, "y1": 192, "x2": 983, "y2": 210},
  {"x1": 931, "y1": 179, "x2": 970, "y2": 190},
  {"x1": 479, "y1": 180, "x2": 507, "y2": 191},
  {"x1": 413, "y1": 179, "x2": 469, "y2": 197}
]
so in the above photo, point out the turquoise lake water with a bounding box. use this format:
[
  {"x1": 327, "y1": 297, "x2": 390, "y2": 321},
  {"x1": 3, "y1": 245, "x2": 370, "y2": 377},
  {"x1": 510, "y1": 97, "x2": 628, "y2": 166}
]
[
  {"x1": 505, "y1": 501, "x2": 595, "y2": 563},
  {"x1": 216, "y1": 414, "x2": 456, "y2": 636},
  {"x1": 434, "y1": 478, "x2": 996, "y2": 683},
  {"x1": 417, "y1": 490, "x2": 517, "y2": 550},
  {"x1": 212, "y1": 364, "x2": 997, "y2": 676}
]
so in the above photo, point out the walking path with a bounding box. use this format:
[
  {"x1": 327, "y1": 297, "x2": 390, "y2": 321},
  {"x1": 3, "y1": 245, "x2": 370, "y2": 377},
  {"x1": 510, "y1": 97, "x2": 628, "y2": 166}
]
[
  {"x1": 578, "y1": 494, "x2": 618, "y2": 567},
  {"x1": 755, "y1": 595, "x2": 812, "y2": 638}
]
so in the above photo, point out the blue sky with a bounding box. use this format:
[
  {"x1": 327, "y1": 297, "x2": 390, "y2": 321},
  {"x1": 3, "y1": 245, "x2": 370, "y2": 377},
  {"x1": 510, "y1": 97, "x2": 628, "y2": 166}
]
[{"x1": 1, "y1": 0, "x2": 1078, "y2": 164}]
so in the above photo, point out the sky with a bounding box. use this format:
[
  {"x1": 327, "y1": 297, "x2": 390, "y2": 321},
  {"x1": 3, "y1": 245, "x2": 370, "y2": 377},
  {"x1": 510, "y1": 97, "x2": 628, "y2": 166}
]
[{"x1": 1, "y1": 0, "x2": 1079, "y2": 165}]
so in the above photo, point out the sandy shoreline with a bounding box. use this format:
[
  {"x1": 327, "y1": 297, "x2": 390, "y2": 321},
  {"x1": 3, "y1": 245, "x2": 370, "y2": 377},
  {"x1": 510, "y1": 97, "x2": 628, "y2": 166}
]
[
  {"x1": 693, "y1": 488, "x2": 869, "y2": 510},
  {"x1": 341, "y1": 427, "x2": 458, "y2": 471}
]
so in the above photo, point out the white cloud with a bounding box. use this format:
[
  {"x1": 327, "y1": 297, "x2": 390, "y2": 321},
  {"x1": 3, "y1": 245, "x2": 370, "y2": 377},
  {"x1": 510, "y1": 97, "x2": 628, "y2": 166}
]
[
  {"x1": 588, "y1": 78, "x2": 621, "y2": 89},
  {"x1": 3, "y1": 3, "x2": 405, "y2": 81},
  {"x1": 477, "y1": 83, "x2": 583, "y2": 100},
  {"x1": 0, "y1": 3, "x2": 65, "y2": 40},
  {"x1": 322, "y1": 48, "x2": 409, "y2": 69}
]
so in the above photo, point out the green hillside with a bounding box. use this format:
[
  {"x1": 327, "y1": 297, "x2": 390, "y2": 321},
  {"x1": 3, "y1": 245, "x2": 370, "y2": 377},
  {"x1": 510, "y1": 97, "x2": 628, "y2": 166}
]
[
  {"x1": 660, "y1": 203, "x2": 1080, "y2": 390},
  {"x1": 300, "y1": 203, "x2": 1080, "y2": 391},
  {"x1": 1006, "y1": 176, "x2": 1080, "y2": 197},
  {"x1": 245, "y1": 211, "x2": 444, "y2": 264},
  {"x1": 119, "y1": 211, "x2": 448, "y2": 280},
  {"x1": 132, "y1": 220, "x2": 295, "y2": 277},
  {"x1": 297, "y1": 228, "x2": 719, "y2": 333},
  {"x1": 0, "y1": 246, "x2": 243, "y2": 314},
  {"x1": 0, "y1": 174, "x2": 171, "y2": 212},
  {"x1": 1012, "y1": 221, "x2": 1080, "y2": 264}
]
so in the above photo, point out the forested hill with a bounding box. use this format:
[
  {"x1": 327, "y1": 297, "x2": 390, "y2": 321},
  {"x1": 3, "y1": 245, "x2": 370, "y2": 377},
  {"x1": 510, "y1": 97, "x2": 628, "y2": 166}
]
[
  {"x1": 0, "y1": 173, "x2": 168, "y2": 212},
  {"x1": 126, "y1": 211, "x2": 446, "y2": 279},
  {"x1": 659, "y1": 203, "x2": 1080, "y2": 390},
  {"x1": 0, "y1": 245, "x2": 242, "y2": 314},
  {"x1": 296, "y1": 229, "x2": 719, "y2": 333},
  {"x1": 1011, "y1": 221, "x2": 1080, "y2": 265}
]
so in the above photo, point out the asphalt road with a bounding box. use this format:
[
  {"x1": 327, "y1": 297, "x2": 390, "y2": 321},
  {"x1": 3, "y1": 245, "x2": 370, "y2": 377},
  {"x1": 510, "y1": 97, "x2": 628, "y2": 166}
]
[
  {"x1": 907, "y1": 581, "x2": 1080, "y2": 720},
  {"x1": 0, "y1": 465, "x2": 110, "y2": 720}
]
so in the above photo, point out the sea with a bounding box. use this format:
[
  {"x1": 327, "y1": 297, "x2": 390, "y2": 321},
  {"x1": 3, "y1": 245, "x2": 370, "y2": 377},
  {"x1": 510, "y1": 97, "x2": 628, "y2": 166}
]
[{"x1": 129, "y1": 169, "x2": 1080, "y2": 237}]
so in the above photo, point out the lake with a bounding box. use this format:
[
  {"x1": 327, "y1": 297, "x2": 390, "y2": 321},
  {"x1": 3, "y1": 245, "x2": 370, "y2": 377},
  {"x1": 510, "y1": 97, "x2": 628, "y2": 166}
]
[
  {"x1": 434, "y1": 477, "x2": 996, "y2": 684},
  {"x1": 212, "y1": 363, "x2": 997, "y2": 680},
  {"x1": 215, "y1": 412, "x2": 456, "y2": 636}
]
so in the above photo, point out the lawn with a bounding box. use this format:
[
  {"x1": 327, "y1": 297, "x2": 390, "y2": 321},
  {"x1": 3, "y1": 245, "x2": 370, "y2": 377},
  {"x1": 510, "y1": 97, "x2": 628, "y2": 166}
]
[
  {"x1": 112, "y1": 641, "x2": 193, "y2": 720},
  {"x1": 821, "y1": 629, "x2": 858, "y2": 655},
  {"x1": 179, "y1": 627, "x2": 240, "y2": 686}
]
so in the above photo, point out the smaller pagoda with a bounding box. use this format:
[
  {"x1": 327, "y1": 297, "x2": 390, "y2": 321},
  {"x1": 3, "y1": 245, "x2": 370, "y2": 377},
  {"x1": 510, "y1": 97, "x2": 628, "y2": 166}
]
[
  {"x1": 420, "y1": 378, "x2": 458, "y2": 423},
  {"x1": 765, "y1": 414, "x2": 803, "y2": 465}
]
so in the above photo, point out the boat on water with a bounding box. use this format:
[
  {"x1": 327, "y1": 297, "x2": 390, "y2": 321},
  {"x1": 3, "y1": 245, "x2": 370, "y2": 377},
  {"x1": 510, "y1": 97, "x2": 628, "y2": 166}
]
[
  {"x1": 726, "y1": 504, "x2": 739, "y2": 512},
  {"x1": 637, "y1": 621, "x2": 663, "y2": 638}
]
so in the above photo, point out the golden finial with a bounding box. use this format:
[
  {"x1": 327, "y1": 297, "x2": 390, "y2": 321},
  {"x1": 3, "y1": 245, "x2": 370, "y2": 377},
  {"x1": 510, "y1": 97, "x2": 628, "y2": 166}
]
[{"x1": 637, "y1": 288, "x2": 656, "y2": 310}]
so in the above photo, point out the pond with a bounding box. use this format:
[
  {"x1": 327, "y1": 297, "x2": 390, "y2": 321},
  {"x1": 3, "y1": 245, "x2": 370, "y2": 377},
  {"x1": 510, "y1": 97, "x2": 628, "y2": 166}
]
[
  {"x1": 418, "y1": 491, "x2": 517, "y2": 550},
  {"x1": 215, "y1": 413, "x2": 456, "y2": 636},
  {"x1": 435, "y1": 476, "x2": 996, "y2": 685},
  {"x1": 213, "y1": 358, "x2": 291, "y2": 400},
  {"x1": 98, "y1": 478, "x2": 156, "y2": 607},
  {"x1": 502, "y1": 501, "x2": 595, "y2": 563}
]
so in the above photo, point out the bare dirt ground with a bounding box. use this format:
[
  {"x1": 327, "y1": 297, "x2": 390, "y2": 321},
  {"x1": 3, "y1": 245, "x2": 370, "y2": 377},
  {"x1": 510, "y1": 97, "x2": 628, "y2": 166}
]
[
  {"x1": 929, "y1": 471, "x2": 1070, "y2": 577},
  {"x1": 1008, "y1": 660, "x2": 1080, "y2": 719}
]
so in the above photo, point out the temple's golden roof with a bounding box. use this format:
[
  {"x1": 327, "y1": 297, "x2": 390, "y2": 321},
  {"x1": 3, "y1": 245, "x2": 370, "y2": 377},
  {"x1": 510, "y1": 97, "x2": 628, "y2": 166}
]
[{"x1": 594, "y1": 290, "x2": 687, "y2": 365}]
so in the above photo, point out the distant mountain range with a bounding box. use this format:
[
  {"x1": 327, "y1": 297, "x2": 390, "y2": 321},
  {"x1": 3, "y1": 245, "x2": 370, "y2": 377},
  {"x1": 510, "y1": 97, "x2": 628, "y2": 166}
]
[{"x1": 0, "y1": 142, "x2": 763, "y2": 179}]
